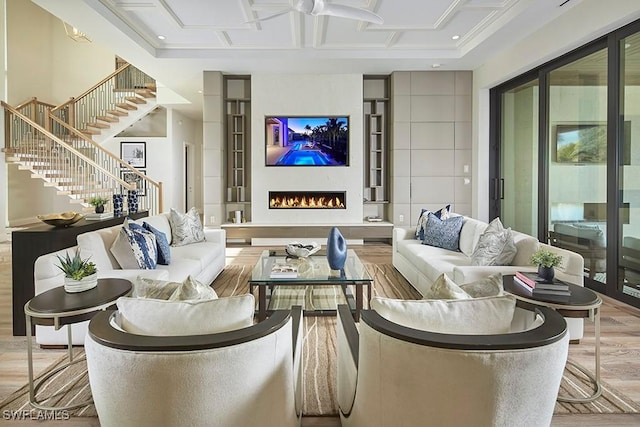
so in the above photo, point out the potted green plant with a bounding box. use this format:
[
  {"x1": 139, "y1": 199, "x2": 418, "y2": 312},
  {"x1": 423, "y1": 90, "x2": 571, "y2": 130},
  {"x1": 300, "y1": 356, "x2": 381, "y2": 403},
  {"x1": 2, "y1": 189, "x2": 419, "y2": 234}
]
[
  {"x1": 530, "y1": 249, "x2": 563, "y2": 282},
  {"x1": 56, "y1": 249, "x2": 98, "y2": 293},
  {"x1": 89, "y1": 196, "x2": 109, "y2": 214}
]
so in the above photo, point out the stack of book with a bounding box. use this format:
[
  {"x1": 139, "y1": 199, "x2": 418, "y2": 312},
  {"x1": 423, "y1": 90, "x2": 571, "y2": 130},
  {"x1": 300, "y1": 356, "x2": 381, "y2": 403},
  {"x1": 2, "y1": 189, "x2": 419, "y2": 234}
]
[
  {"x1": 270, "y1": 263, "x2": 298, "y2": 279},
  {"x1": 513, "y1": 271, "x2": 571, "y2": 299}
]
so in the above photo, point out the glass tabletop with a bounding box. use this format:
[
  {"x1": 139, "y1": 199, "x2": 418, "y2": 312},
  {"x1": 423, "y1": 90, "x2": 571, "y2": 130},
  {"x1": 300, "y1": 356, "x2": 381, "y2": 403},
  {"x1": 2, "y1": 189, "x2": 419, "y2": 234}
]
[{"x1": 250, "y1": 249, "x2": 372, "y2": 284}]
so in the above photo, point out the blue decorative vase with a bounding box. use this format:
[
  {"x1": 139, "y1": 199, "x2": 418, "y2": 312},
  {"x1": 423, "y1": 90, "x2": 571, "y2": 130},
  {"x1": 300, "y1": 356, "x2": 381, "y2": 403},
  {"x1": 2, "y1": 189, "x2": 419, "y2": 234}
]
[
  {"x1": 113, "y1": 194, "x2": 124, "y2": 217},
  {"x1": 127, "y1": 189, "x2": 138, "y2": 214},
  {"x1": 326, "y1": 227, "x2": 347, "y2": 270}
]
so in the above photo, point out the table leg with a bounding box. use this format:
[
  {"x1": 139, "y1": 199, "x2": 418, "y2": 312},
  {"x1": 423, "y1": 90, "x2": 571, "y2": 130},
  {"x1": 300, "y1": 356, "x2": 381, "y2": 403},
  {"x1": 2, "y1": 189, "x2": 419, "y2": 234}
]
[
  {"x1": 258, "y1": 285, "x2": 267, "y2": 322},
  {"x1": 26, "y1": 314, "x2": 35, "y2": 405},
  {"x1": 355, "y1": 283, "x2": 363, "y2": 322},
  {"x1": 557, "y1": 306, "x2": 602, "y2": 403},
  {"x1": 67, "y1": 325, "x2": 73, "y2": 361}
]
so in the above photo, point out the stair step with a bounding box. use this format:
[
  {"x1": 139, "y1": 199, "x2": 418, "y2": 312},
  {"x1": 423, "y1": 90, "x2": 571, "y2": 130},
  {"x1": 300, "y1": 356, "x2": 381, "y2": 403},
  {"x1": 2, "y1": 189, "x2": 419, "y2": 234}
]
[
  {"x1": 116, "y1": 103, "x2": 138, "y2": 111},
  {"x1": 134, "y1": 89, "x2": 155, "y2": 98},
  {"x1": 97, "y1": 115, "x2": 119, "y2": 123},
  {"x1": 125, "y1": 96, "x2": 147, "y2": 105},
  {"x1": 107, "y1": 109, "x2": 128, "y2": 117},
  {"x1": 145, "y1": 82, "x2": 157, "y2": 91},
  {"x1": 80, "y1": 128, "x2": 101, "y2": 135},
  {"x1": 87, "y1": 122, "x2": 110, "y2": 129}
]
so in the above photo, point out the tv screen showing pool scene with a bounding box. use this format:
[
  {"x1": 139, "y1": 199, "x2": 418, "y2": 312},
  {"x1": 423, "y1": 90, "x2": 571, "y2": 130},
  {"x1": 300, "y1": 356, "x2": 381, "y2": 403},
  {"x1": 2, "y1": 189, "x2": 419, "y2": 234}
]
[{"x1": 265, "y1": 116, "x2": 349, "y2": 166}]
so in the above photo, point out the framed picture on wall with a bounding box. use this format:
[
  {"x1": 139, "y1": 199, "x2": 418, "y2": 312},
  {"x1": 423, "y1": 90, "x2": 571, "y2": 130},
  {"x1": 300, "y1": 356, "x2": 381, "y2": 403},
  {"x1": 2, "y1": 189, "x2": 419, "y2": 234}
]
[
  {"x1": 120, "y1": 142, "x2": 146, "y2": 168},
  {"x1": 121, "y1": 169, "x2": 146, "y2": 197}
]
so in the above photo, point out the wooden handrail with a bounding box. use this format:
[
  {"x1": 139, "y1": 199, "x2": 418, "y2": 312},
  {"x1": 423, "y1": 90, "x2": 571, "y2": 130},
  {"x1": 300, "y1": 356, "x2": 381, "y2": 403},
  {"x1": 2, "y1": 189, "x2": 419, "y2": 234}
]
[
  {"x1": 14, "y1": 97, "x2": 56, "y2": 111},
  {"x1": 50, "y1": 63, "x2": 131, "y2": 114},
  {"x1": 48, "y1": 114, "x2": 161, "y2": 188},
  {"x1": 2, "y1": 101, "x2": 133, "y2": 189}
]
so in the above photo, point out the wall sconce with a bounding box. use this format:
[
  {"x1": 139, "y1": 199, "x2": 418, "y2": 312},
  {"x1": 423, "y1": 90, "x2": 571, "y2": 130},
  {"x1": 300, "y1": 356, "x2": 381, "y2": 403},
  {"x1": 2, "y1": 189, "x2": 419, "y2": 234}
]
[{"x1": 62, "y1": 21, "x2": 91, "y2": 42}]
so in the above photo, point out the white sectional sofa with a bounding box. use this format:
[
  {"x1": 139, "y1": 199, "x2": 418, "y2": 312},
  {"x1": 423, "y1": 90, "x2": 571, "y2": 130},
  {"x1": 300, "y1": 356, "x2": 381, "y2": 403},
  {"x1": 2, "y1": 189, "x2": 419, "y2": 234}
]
[
  {"x1": 392, "y1": 216, "x2": 586, "y2": 339},
  {"x1": 34, "y1": 212, "x2": 226, "y2": 345}
]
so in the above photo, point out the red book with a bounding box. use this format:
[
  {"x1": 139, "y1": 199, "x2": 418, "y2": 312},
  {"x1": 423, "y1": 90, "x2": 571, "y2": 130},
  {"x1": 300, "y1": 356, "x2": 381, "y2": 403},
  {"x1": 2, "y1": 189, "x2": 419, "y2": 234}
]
[{"x1": 515, "y1": 271, "x2": 536, "y2": 288}]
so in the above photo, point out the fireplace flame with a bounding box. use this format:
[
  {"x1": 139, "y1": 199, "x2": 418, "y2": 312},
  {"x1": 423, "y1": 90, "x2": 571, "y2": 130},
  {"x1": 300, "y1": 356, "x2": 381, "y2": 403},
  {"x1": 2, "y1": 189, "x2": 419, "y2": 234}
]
[{"x1": 270, "y1": 195, "x2": 345, "y2": 209}]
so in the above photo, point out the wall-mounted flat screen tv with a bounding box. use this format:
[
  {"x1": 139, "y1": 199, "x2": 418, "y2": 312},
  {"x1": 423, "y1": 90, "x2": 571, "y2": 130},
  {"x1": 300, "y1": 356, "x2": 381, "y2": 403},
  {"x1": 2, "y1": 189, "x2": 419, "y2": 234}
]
[{"x1": 265, "y1": 116, "x2": 349, "y2": 166}]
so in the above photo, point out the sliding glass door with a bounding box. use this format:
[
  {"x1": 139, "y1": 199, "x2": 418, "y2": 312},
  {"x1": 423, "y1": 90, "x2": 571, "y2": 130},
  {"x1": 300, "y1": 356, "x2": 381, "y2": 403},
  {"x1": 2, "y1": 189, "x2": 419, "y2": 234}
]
[
  {"x1": 619, "y1": 30, "x2": 640, "y2": 301},
  {"x1": 490, "y1": 19, "x2": 640, "y2": 308},
  {"x1": 498, "y1": 80, "x2": 539, "y2": 236},
  {"x1": 547, "y1": 48, "x2": 608, "y2": 285}
]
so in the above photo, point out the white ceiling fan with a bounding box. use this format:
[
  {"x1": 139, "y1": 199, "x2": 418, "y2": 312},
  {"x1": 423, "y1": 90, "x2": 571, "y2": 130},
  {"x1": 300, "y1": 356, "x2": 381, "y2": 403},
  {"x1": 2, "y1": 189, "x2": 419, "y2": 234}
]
[{"x1": 247, "y1": 0, "x2": 384, "y2": 25}]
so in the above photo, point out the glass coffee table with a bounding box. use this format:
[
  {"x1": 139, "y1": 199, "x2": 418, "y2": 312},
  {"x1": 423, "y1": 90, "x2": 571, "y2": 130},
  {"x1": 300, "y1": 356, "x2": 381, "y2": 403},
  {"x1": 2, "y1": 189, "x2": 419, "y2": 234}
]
[{"x1": 249, "y1": 249, "x2": 372, "y2": 321}]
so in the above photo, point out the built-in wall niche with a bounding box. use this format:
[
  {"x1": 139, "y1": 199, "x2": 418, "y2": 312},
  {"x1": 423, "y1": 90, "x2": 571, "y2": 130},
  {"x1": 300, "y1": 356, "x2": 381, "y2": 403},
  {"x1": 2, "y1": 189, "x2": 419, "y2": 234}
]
[
  {"x1": 363, "y1": 75, "x2": 390, "y2": 221},
  {"x1": 224, "y1": 75, "x2": 251, "y2": 221}
]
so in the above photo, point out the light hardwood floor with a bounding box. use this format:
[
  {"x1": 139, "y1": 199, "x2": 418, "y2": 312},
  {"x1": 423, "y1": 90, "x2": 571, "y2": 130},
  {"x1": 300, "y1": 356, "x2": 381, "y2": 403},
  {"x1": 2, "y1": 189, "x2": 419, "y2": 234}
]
[{"x1": 2, "y1": 242, "x2": 640, "y2": 426}]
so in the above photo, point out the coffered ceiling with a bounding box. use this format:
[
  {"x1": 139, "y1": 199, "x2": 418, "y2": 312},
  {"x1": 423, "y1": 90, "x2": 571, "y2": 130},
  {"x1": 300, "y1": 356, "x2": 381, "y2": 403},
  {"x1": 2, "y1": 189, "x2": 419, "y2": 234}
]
[{"x1": 33, "y1": 0, "x2": 585, "y2": 118}]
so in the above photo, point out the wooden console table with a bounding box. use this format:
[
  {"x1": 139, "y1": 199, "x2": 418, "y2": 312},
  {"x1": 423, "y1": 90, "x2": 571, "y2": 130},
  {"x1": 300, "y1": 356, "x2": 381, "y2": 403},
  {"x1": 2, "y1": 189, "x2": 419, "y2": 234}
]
[{"x1": 12, "y1": 211, "x2": 148, "y2": 336}]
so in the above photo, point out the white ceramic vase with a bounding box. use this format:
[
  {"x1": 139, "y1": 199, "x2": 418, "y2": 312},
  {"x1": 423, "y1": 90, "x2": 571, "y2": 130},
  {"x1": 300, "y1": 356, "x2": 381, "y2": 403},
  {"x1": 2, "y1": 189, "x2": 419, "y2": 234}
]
[{"x1": 64, "y1": 272, "x2": 98, "y2": 293}]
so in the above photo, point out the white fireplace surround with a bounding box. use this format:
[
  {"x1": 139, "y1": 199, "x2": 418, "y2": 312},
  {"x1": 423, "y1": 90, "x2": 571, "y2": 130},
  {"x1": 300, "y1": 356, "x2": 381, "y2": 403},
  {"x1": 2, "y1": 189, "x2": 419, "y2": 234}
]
[{"x1": 251, "y1": 74, "x2": 364, "y2": 224}]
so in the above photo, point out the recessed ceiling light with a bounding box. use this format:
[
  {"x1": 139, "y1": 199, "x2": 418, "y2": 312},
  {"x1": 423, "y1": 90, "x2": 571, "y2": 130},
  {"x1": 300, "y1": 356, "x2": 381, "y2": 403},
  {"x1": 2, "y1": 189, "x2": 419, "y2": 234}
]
[
  {"x1": 452, "y1": 35, "x2": 460, "y2": 40},
  {"x1": 197, "y1": 90, "x2": 203, "y2": 94},
  {"x1": 157, "y1": 35, "x2": 166, "y2": 40},
  {"x1": 625, "y1": 43, "x2": 631, "y2": 49},
  {"x1": 432, "y1": 63, "x2": 441, "y2": 68}
]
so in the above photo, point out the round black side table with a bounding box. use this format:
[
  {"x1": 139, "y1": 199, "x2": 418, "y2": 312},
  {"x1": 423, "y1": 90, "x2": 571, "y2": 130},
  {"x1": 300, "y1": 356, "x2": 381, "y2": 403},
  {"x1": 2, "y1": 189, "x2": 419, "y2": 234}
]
[{"x1": 24, "y1": 278, "x2": 132, "y2": 410}]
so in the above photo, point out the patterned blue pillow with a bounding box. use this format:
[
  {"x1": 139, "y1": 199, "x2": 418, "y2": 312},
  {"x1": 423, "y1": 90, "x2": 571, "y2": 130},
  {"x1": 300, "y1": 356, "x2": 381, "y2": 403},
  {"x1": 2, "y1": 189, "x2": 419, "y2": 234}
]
[
  {"x1": 120, "y1": 226, "x2": 157, "y2": 269},
  {"x1": 422, "y1": 213, "x2": 463, "y2": 251},
  {"x1": 143, "y1": 221, "x2": 171, "y2": 265},
  {"x1": 415, "y1": 204, "x2": 451, "y2": 240},
  {"x1": 169, "y1": 207, "x2": 205, "y2": 247}
]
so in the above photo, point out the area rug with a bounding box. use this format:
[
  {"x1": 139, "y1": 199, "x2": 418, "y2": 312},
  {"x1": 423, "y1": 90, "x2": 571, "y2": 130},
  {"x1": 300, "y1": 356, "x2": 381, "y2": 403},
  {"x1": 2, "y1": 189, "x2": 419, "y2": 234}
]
[{"x1": 2, "y1": 264, "x2": 639, "y2": 418}]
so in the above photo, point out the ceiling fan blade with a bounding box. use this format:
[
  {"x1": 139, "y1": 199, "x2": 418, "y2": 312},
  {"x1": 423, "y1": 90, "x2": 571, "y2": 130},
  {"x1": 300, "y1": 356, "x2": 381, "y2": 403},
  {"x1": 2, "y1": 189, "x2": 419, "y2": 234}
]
[
  {"x1": 317, "y1": 3, "x2": 383, "y2": 25},
  {"x1": 245, "y1": 9, "x2": 291, "y2": 24}
]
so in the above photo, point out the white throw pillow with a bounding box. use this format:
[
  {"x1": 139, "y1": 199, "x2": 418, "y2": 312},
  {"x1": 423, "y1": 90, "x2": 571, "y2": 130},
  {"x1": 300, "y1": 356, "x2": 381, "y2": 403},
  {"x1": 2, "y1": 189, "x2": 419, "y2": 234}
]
[
  {"x1": 132, "y1": 275, "x2": 218, "y2": 301},
  {"x1": 371, "y1": 295, "x2": 516, "y2": 334},
  {"x1": 116, "y1": 294, "x2": 255, "y2": 336},
  {"x1": 470, "y1": 217, "x2": 517, "y2": 266},
  {"x1": 169, "y1": 207, "x2": 205, "y2": 247},
  {"x1": 459, "y1": 273, "x2": 504, "y2": 298},
  {"x1": 423, "y1": 274, "x2": 470, "y2": 300}
]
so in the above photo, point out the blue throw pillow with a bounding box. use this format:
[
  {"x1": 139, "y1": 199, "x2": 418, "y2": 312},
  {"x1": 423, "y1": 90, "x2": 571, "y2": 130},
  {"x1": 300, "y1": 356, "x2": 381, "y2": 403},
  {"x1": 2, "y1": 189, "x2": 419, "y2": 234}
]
[
  {"x1": 422, "y1": 213, "x2": 463, "y2": 251},
  {"x1": 415, "y1": 204, "x2": 451, "y2": 240},
  {"x1": 143, "y1": 221, "x2": 171, "y2": 265},
  {"x1": 124, "y1": 227, "x2": 157, "y2": 269}
]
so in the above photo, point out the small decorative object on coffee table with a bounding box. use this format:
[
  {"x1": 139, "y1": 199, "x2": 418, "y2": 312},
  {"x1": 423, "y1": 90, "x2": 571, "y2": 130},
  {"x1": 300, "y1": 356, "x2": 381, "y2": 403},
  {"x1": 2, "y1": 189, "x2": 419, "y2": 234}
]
[
  {"x1": 285, "y1": 241, "x2": 320, "y2": 258},
  {"x1": 327, "y1": 227, "x2": 347, "y2": 270},
  {"x1": 89, "y1": 196, "x2": 109, "y2": 214},
  {"x1": 530, "y1": 249, "x2": 563, "y2": 282},
  {"x1": 56, "y1": 249, "x2": 98, "y2": 293}
]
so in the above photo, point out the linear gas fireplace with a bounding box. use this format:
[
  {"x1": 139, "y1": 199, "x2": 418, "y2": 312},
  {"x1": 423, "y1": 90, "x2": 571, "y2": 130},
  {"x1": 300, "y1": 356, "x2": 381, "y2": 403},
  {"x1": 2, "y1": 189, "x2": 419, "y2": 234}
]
[{"x1": 269, "y1": 191, "x2": 346, "y2": 209}]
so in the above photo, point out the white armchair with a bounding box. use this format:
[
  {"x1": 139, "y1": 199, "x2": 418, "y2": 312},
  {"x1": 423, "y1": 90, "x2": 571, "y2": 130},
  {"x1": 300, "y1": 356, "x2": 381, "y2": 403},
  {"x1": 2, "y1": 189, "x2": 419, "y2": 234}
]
[
  {"x1": 85, "y1": 306, "x2": 303, "y2": 427},
  {"x1": 337, "y1": 302, "x2": 569, "y2": 427}
]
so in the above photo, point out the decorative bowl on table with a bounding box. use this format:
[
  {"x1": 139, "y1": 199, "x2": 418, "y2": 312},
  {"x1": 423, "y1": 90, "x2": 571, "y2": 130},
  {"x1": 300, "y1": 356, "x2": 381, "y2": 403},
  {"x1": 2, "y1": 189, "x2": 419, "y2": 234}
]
[
  {"x1": 285, "y1": 241, "x2": 321, "y2": 258},
  {"x1": 37, "y1": 212, "x2": 84, "y2": 227}
]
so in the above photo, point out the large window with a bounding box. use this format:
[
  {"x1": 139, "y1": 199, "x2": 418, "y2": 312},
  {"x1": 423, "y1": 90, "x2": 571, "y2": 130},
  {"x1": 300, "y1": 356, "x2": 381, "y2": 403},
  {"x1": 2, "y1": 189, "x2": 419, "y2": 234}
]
[{"x1": 490, "y1": 19, "x2": 640, "y2": 308}]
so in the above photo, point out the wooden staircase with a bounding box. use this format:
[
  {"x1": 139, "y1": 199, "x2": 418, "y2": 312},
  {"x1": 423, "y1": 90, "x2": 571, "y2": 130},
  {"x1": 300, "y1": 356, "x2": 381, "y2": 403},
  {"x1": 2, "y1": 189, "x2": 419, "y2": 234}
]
[{"x1": 2, "y1": 63, "x2": 163, "y2": 214}]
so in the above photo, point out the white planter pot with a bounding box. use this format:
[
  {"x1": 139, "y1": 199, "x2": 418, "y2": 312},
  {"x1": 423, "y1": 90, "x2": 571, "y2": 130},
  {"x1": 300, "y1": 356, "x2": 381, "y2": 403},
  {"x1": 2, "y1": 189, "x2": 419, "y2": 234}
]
[{"x1": 64, "y1": 272, "x2": 98, "y2": 293}]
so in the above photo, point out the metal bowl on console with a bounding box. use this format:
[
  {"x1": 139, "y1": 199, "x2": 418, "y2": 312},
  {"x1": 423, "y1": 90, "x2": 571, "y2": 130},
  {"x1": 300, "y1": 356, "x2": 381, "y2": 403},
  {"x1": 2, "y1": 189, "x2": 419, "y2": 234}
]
[
  {"x1": 285, "y1": 241, "x2": 321, "y2": 258},
  {"x1": 37, "y1": 212, "x2": 84, "y2": 227}
]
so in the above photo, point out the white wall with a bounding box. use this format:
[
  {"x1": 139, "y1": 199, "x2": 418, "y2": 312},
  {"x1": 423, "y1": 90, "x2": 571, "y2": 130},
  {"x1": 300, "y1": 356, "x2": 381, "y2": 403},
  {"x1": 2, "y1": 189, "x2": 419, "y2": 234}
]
[
  {"x1": 250, "y1": 74, "x2": 364, "y2": 224},
  {"x1": 472, "y1": 0, "x2": 640, "y2": 221}
]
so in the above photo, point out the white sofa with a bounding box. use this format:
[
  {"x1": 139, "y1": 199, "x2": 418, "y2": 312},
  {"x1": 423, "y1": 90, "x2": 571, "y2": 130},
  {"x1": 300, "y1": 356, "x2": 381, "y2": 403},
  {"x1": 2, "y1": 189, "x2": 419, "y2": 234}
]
[
  {"x1": 392, "y1": 216, "x2": 585, "y2": 339},
  {"x1": 34, "y1": 212, "x2": 226, "y2": 345}
]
